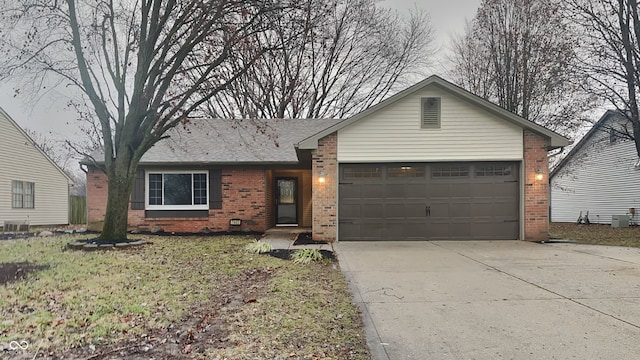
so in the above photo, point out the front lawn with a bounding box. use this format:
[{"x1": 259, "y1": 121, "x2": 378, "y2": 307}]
[
  {"x1": 550, "y1": 222, "x2": 640, "y2": 247},
  {"x1": 0, "y1": 235, "x2": 370, "y2": 359}
]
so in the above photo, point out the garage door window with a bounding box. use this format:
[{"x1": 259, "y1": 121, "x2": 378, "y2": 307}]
[
  {"x1": 476, "y1": 165, "x2": 512, "y2": 177},
  {"x1": 343, "y1": 166, "x2": 381, "y2": 179},
  {"x1": 388, "y1": 166, "x2": 425, "y2": 178},
  {"x1": 431, "y1": 165, "x2": 469, "y2": 178}
]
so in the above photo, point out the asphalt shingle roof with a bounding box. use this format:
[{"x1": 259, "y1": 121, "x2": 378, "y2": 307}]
[{"x1": 135, "y1": 118, "x2": 342, "y2": 165}]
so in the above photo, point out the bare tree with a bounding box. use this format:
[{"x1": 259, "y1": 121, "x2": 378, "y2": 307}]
[
  {"x1": 204, "y1": 0, "x2": 436, "y2": 119},
  {"x1": 23, "y1": 129, "x2": 74, "y2": 174},
  {"x1": 0, "y1": 0, "x2": 286, "y2": 240},
  {"x1": 448, "y1": 0, "x2": 593, "y2": 134},
  {"x1": 566, "y1": 0, "x2": 640, "y2": 157},
  {"x1": 23, "y1": 128, "x2": 87, "y2": 195}
]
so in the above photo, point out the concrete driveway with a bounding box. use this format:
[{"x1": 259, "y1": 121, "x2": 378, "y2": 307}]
[{"x1": 335, "y1": 241, "x2": 640, "y2": 360}]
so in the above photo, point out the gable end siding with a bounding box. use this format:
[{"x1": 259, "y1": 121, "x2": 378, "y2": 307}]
[
  {"x1": 551, "y1": 123, "x2": 640, "y2": 223},
  {"x1": 0, "y1": 111, "x2": 69, "y2": 225},
  {"x1": 337, "y1": 87, "x2": 523, "y2": 162}
]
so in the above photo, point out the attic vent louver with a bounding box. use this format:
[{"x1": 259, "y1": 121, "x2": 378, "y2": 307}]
[{"x1": 421, "y1": 97, "x2": 441, "y2": 128}]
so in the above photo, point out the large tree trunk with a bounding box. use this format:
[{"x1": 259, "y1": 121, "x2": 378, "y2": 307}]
[{"x1": 100, "y1": 163, "x2": 136, "y2": 241}]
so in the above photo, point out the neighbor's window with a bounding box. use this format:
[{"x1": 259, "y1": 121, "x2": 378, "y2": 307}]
[
  {"x1": 12, "y1": 181, "x2": 35, "y2": 209},
  {"x1": 421, "y1": 97, "x2": 441, "y2": 129},
  {"x1": 146, "y1": 171, "x2": 208, "y2": 210}
]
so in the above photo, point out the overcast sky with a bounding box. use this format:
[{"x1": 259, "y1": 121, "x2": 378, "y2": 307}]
[{"x1": 0, "y1": 0, "x2": 481, "y2": 140}]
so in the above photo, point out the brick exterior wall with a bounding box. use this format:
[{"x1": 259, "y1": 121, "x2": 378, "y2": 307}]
[
  {"x1": 87, "y1": 167, "x2": 108, "y2": 231},
  {"x1": 86, "y1": 167, "x2": 267, "y2": 233},
  {"x1": 312, "y1": 133, "x2": 338, "y2": 242},
  {"x1": 524, "y1": 130, "x2": 551, "y2": 241}
]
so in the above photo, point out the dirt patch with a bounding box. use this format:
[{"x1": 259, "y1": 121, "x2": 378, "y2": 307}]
[
  {"x1": 0, "y1": 262, "x2": 50, "y2": 285},
  {"x1": 52, "y1": 268, "x2": 275, "y2": 360}
]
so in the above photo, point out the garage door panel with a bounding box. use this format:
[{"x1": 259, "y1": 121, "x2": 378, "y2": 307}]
[
  {"x1": 340, "y1": 221, "x2": 385, "y2": 240},
  {"x1": 362, "y1": 204, "x2": 384, "y2": 218},
  {"x1": 383, "y1": 221, "x2": 428, "y2": 240},
  {"x1": 360, "y1": 184, "x2": 384, "y2": 199},
  {"x1": 472, "y1": 183, "x2": 497, "y2": 196},
  {"x1": 449, "y1": 203, "x2": 471, "y2": 217},
  {"x1": 430, "y1": 202, "x2": 450, "y2": 218},
  {"x1": 340, "y1": 203, "x2": 361, "y2": 218},
  {"x1": 359, "y1": 222, "x2": 384, "y2": 239},
  {"x1": 338, "y1": 162, "x2": 519, "y2": 240},
  {"x1": 404, "y1": 203, "x2": 429, "y2": 217},
  {"x1": 493, "y1": 202, "x2": 518, "y2": 217},
  {"x1": 429, "y1": 183, "x2": 451, "y2": 196},
  {"x1": 384, "y1": 184, "x2": 405, "y2": 198},
  {"x1": 384, "y1": 204, "x2": 406, "y2": 218},
  {"x1": 405, "y1": 184, "x2": 428, "y2": 198},
  {"x1": 403, "y1": 222, "x2": 429, "y2": 240},
  {"x1": 338, "y1": 222, "x2": 360, "y2": 240},
  {"x1": 448, "y1": 184, "x2": 472, "y2": 197},
  {"x1": 473, "y1": 222, "x2": 518, "y2": 239},
  {"x1": 429, "y1": 223, "x2": 472, "y2": 239}
]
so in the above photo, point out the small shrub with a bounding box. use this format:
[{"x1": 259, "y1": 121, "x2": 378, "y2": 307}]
[
  {"x1": 244, "y1": 240, "x2": 273, "y2": 254},
  {"x1": 291, "y1": 249, "x2": 324, "y2": 265}
]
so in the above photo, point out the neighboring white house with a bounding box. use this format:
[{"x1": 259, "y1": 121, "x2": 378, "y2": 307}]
[
  {"x1": 551, "y1": 110, "x2": 640, "y2": 224},
  {"x1": 0, "y1": 106, "x2": 71, "y2": 227}
]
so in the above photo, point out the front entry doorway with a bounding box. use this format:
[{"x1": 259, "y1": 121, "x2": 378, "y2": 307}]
[{"x1": 276, "y1": 177, "x2": 298, "y2": 225}]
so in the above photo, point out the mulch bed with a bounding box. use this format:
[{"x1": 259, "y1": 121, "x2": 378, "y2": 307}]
[
  {"x1": 67, "y1": 238, "x2": 149, "y2": 251},
  {"x1": 0, "y1": 262, "x2": 50, "y2": 286},
  {"x1": 266, "y1": 249, "x2": 336, "y2": 261},
  {"x1": 293, "y1": 232, "x2": 328, "y2": 245}
]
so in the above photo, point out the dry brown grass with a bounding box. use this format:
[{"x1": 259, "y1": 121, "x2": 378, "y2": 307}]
[
  {"x1": 0, "y1": 235, "x2": 370, "y2": 359},
  {"x1": 550, "y1": 222, "x2": 640, "y2": 248}
]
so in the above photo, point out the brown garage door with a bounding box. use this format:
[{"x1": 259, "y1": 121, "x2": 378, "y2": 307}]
[{"x1": 338, "y1": 162, "x2": 519, "y2": 240}]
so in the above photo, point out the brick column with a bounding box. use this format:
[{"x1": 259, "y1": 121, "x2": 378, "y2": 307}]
[
  {"x1": 86, "y1": 167, "x2": 108, "y2": 231},
  {"x1": 312, "y1": 132, "x2": 337, "y2": 242},
  {"x1": 524, "y1": 130, "x2": 550, "y2": 241}
]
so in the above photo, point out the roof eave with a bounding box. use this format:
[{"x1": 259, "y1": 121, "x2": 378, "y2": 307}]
[
  {"x1": 550, "y1": 110, "x2": 619, "y2": 178},
  {"x1": 86, "y1": 160, "x2": 302, "y2": 167}
]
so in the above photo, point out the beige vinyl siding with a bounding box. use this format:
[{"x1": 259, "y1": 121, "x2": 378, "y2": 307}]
[
  {"x1": 551, "y1": 128, "x2": 640, "y2": 224},
  {"x1": 0, "y1": 110, "x2": 70, "y2": 226},
  {"x1": 337, "y1": 88, "x2": 523, "y2": 162}
]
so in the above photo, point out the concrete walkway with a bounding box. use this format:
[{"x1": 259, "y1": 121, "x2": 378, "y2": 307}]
[{"x1": 335, "y1": 241, "x2": 640, "y2": 360}]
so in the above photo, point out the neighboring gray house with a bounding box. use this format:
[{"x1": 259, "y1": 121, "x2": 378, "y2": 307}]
[
  {"x1": 0, "y1": 106, "x2": 71, "y2": 227},
  {"x1": 551, "y1": 110, "x2": 640, "y2": 224}
]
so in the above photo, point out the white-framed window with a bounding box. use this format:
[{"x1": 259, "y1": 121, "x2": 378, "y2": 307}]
[
  {"x1": 145, "y1": 171, "x2": 209, "y2": 210},
  {"x1": 12, "y1": 180, "x2": 35, "y2": 209},
  {"x1": 421, "y1": 97, "x2": 441, "y2": 129}
]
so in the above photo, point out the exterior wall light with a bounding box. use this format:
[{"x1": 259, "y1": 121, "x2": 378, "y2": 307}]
[
  {"x1": 318, "y1": 171, "x2": 326, "y2": 184},
  {"x1": 535, "y1": 168, "x2": 544, "y2": 181}
]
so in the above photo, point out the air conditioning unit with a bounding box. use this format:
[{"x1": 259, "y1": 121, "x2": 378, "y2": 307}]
[{"x1": 612, "y1": 215, "x2": 629, "y2": 228}]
